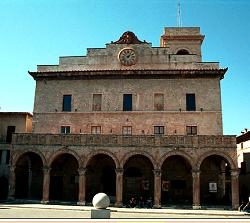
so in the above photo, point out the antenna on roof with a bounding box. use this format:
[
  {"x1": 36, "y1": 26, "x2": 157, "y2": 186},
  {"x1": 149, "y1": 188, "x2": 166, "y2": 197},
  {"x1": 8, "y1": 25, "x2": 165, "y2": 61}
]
[{"x1": 177, "y1": 0, "x2": 182, "y2": 27}]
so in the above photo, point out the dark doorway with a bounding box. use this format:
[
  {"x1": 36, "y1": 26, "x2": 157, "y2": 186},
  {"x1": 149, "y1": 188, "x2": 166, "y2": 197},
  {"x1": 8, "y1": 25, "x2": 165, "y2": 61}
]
[
  {"x1": 123, "y1": 155, "x2": 154, "y2": 204},
  {"x1": 86, "y1": 154, "x2": 116, "y2": 203},
  {"x1": 50, "y1": 176, "x2": 63, "y2": 200},
  {"x1": 49, "y1": 153, "x2": 79, "y2": 202},
  {"x1": 161, "y1": 155, "x2": 192, "y2": 206},
  {"x1": 0, "y1": 176, "x2": 9, "y2": 200},
  {"x1": 15, "y1": 152, "x2": 43, "y2": 200}
]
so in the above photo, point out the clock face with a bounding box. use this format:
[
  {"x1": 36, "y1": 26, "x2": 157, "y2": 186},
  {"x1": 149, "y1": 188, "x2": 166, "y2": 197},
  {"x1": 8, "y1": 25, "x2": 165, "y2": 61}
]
[{"x1": 118, "y1": 48, "x2": 137, "y2": 66}]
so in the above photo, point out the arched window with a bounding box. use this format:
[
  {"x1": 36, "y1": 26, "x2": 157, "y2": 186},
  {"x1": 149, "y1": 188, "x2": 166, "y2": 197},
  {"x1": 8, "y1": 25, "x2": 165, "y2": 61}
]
[{"x1": 176, "y1": 49, "x2": 190, "y2": 55}]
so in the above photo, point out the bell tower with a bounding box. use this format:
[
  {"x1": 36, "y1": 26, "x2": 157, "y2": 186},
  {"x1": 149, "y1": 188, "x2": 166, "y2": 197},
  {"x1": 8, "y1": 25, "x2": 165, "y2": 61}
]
[{"x1": 160, "y1": 27, "x2": 205, "y2": 62}]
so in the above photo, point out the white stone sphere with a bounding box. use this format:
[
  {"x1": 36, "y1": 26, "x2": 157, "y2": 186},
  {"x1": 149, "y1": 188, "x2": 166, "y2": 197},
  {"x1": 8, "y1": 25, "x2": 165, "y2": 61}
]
[{"x1": 92, "y1": 193, "x2": 110, "y2": 209}]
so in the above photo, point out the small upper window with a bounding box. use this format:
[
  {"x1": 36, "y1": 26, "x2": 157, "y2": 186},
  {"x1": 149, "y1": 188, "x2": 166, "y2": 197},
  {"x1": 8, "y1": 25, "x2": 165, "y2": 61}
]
[
  {"x1": 154, "y1": 126, "x2": 164, "y2": 135},
  {"x1": 176, "y1": 49, "x2": 190, "y2": 55}
]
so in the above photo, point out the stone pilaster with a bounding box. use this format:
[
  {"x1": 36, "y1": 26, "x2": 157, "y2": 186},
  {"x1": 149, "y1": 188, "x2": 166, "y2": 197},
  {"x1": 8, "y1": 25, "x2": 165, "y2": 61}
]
[
  {"x1": 77, "y1": 167, "x2": 86, "y2": 205},
  {"x1": 192, "y1": 170, "x2": 201, "y2": 209},
  {"x1": 41, "y1": 166, "x2": 51, "y2": 204},
  {"x1": 8, "y1": 165, "x2": 16, "y2": 200},
  {"x1": 115, "y1": 168, "x2": 123, "y2": 207},
  {"x1": 153, "y1": 169, "x2": 161, "y2": 208},
  {"x1": 231, "y1": 169, "x2": 239, "y2": 210}
]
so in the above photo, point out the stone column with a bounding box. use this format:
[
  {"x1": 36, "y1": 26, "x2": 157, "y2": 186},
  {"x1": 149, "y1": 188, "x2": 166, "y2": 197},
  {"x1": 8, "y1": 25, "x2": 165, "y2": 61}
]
[
  {"x1": 192, "y1": 170, "x2": 201, "y2": 209},
  {"x1": 42, "y1": 166, "x2": 51, "y2": 204},
  {"x1": 231, "y1": 169, "x2": 239, "y2": 210},
  {"x1": 77, "y1": 167, "x2": 86, "y2": 205},
  {"x1": 8, "y1": 165, "x2": 16, "y2": 200},
  {"x1": 153, "y1": 169, "x2": 161, "y2": 208},
  {"x1": 115, "y1": 168, "x2": 123, "y2": 207}
]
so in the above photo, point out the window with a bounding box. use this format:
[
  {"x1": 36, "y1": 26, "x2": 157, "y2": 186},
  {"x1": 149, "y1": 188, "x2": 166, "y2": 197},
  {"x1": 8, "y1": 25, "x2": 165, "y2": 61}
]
[
  {"x1": 123, "y1": 94, "x2": 132, "y2": 111},
  {"x1": 154, "y1": 93, "x2": 164, "y2": 111},
  {"x1": 62, "y1": 95, "x2": 72, "y2": 112},
  {"x1": 154, "y1": 126, "x2": 164, "y2": 135},
  {"x1": 186, "y1": 126, "x2": 197, "y2": 135},
  {"x1": 91, "y1": 126, "x2": 101, "y2": 134},
  {"x1": 186, "y1": 94, "x2": 196, "y2": 111},
  {"x1": 176, "y1": 49, "x2": 190, "y2": 55},
  {"x1": 122, "y1": 126, "x2": 132, "y2": 135},
  {"x1": 92, "y1": 94, "x2": 102, "y2": 111},
  {"x1": 6, "y1": 126, "x2": 15, "y2": 143},
  {"x1": 61, "y1": 126, "x2": 70, "y2": 134}
]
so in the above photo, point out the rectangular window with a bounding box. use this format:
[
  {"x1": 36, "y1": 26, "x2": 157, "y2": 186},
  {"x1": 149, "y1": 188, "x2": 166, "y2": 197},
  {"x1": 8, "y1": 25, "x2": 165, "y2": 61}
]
[
  {"x1": 62, "y1": 95, "x2": 72, "y2": 112},
  {"x1": 123, "y1": 94, "x2": 132, "y2": 111},
  {"x1": 122, "y1": 126, "x2": 132, "y2": 135},
  {"x1": 92, "y1": 94, "x2": 102, "y2": 111},
  {"x1": 61, "y1": 126, "x2": 70, "y2": 134},
  {"x1": 154, "y1": 93, "x2": 164, "y2": 111},
  {"x1": 186, "y1": 126, "x2": 197, "y2": 135},
  {"x1": 91, "y1": 126, "x2": 101, "y2": 134},
  {"x1": 186, "y1": 94, "x2": 196, "y2": 111},
  {"x1": 6, "y1": 126, "x2": 15, "y2": 143},
  {"x1": 154, "y1": 126, "x2": 164, "y2": 135}
]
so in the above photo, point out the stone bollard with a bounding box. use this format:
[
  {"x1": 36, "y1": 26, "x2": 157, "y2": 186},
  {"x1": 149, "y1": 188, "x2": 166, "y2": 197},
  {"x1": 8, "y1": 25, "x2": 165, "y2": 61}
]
[{"x1": 91, "y1": 193, "x2": 111, "y2": 219}]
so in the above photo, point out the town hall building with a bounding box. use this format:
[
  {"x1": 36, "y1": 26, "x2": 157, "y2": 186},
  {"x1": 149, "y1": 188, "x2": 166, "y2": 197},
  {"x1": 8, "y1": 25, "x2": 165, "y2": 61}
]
[{"x1": 10, "y1": 27, "x2": 239, "y2": 209}]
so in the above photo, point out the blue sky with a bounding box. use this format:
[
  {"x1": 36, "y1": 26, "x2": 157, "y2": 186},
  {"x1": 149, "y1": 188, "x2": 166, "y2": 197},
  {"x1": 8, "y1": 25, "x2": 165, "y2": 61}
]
[{"x1": 1, "y1": 0, "x2": 249, "y2": 136}]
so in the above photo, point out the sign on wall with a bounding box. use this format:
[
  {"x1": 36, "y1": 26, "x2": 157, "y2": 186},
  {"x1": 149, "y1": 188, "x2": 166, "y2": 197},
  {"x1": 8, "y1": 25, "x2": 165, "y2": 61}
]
[{"x1": 209, "y1": 182, "x2": 217, "y2": 192}]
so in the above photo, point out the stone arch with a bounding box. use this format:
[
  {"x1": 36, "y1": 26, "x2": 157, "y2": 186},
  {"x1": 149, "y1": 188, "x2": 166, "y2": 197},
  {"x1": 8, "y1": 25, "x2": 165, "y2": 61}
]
[
  {"x1": 120, "y1": 150, "x2": 156, "y2": 169},
  {"x1": 86, "y1": 149, "x2": 119, "y2": 168},
  {"x1": 160, "y1": 150, "x2": 194, "y2": 206},
  {"x1": 176, "y1": 48, "x2": 191, "y2": 55},
  {"x1": 14, "y1": 151, "x2": 44, "y2": 199},
  {"x1": 197, "y1": 149, "x2": 237, "y2": 170},
  {"x1": 48, "y1": 147, "x2": 81, "y2": 167},
  {"x1": 85, "y1": 150, "x2": 117, "y2": 203},
  {"x1": 198, "y1": 149, "x2": 237, "y2": 206},
  {"x1": 49, "y1": 149, "x2": 80, "y2": 202},
  {"x1": 158, "y1": 149, "x2": 194, "y2": 170},
  {"x1": 122, "y1": 150, "x2": 155, "y2": 204},
  {"x1": 12, "y1": 148, "x2": 46, "y2": 167}
]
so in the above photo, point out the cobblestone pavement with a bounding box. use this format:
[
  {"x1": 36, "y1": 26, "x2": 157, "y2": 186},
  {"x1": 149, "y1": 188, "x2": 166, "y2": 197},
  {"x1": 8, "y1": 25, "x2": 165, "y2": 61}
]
[{"x1": 0, "y1": 203, "x2": 249, "y2": 219}]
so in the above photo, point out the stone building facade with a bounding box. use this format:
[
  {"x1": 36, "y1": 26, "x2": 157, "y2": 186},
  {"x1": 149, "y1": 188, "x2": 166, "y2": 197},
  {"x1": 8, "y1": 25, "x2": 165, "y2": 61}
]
[
  {"x1": 10, "y1": 27, "x2": 239, "y2": 209},
  {"x1": 0, "y1": 112, "x2": 32, "y2": 200},
  {"x1": 237, "y1": 130, "x2": 250, "y2": 202}
]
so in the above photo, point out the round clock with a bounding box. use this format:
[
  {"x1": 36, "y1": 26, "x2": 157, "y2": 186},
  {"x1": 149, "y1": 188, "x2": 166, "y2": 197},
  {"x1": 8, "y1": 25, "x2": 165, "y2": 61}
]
[{"x1": 118, "y1": 48, "x2": 137, "y2": 66}]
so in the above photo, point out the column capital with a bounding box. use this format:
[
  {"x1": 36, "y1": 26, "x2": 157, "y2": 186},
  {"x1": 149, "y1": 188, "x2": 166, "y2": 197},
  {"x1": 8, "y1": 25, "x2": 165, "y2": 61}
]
[
  {"x1": 192, "y1": 170, "x2": 201, "y2": 177},
  {"x1": 153, "y1": 169, "x2": 161, "y2": 177},
  {"x1": 43, "y1": 166, "x2": 51, "y2": 173},
  {"x1": 78, "y1": 167, "x2": 87, "y2": 175},
  {"x1": 230, "y1": 169, "x2": 239, "y2": 177},
  {"x1": 115, "y1": 168, "x2": 124, "y2": 174},
  {"x1": 9, "y1": 165, "x2": 16, "y2": 172}
]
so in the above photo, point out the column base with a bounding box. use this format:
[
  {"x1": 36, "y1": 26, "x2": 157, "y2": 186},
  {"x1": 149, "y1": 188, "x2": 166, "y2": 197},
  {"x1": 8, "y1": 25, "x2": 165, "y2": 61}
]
[
  {"x1": 192, "y1": 205, "x2": 201, "y2": 209},
  {"x1": 77, "y1": 201, "x2": 86, "y2": 206},
  {"x1": 114, "y1": 202, "x2": 123, "y2": 207},
  {"x1": 41, "y1": 200, "x2": 49, "y2": 204},
  {"x1": 153, "y1": 204, "x2": 161, "y2": 209}
]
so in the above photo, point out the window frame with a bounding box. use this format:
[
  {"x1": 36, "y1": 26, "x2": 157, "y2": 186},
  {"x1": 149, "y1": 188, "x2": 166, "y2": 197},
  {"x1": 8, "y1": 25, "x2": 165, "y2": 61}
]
[
  {"x1": 62, "y1": 94, "x2": 72, "y2": 112},
  {"x1": 186, "y1": 93, "x2": 196, "y2": 111},
  {"x1": 154, "y1": 93, "x2": 164, "y2": 111},
  {"x1": 154, "y1": 126, "x2": 165, "y2": 135},
  {"x1": 186, "y1": 125, "x2": 197, "y2": 135},
  {"x1": 91, "y1": 126, "x2": 101, "y2": 134},
  {"x1": 122, "y1": 126, "x2": 132, "y2": 135},
  {"x1": 92, "y1": 94, "x2": 102, "y2": 111},
  {"x1": 123, "y1": 94, "x2": 132, "y2": 111},
  {"x1": 61, "y1": 126, "x2": 71, "y2": 134}
]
